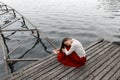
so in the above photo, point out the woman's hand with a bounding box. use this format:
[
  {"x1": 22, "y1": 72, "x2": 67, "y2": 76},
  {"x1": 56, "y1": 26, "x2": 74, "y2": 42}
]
[{"x1": 53, "y1": 49, "x2": 60, "y2": 54}]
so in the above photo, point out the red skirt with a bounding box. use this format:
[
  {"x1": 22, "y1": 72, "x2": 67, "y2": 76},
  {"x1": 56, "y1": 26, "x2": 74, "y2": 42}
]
[{"x1": 57, "y1": 47, "x2": 86, "y2": 67}]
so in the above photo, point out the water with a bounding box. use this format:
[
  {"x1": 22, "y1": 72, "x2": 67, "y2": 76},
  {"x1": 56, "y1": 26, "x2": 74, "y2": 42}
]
[{"x1": 0, "y1": 0, "x2": 120, "y2": 77}]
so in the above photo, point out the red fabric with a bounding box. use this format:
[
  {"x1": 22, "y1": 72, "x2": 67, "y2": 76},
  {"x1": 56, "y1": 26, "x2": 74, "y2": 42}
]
[{"x1": 57, "y1": 46, "x2": 86, "y2": 67}]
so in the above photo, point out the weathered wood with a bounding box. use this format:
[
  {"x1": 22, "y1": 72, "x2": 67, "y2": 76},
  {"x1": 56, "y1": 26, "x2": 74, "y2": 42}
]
[
  {"x1": 0, "y1": 9, "x2": 13, "y2": 11},
  {"x1": 93, "y1": 49, "x2": 120, "y2": 80},
  {"x1": 86, "y1": 40, "x2": 106, "y2": 55},
  {"x1": 4, "y1": 54, "x2": 54, "y2": 79},
  {"x1": 31, "y1": 41, "x2": 108, "y2": 80},
  {"x1": 7, "y1": 58, "x2": 40, "y2": 62},
  {"x1": 22, "y1": 54, "x2": 55, "y2": 70},
  {"x1": 4, "y1": 39, "x2": 120, "y2": 80},
  {"x1": 1, "y1": 29, "x2": 37, "y2": 32},
  {"x1": 42, "y1": 66, "x2": 69, "y2": 80},
  {"x1": 1, "y1": 17, "x2": 21, "y2": 29},
  {"x1": 85, "y1": 38, "x2": 104, "y2": 51},
  {"x1": 78, "y1": 46, "x2": 120, "y2": 80},
  {"x1": 118, "y1": 76, "x2": 120, "y2": 80},
  {"x1": 48, "y1": 41, "x2": 109, "y2": 80},
  {"x1": 16, "y1": 57, "x2": 58, "y2": 79},
  {"x1": 26, "y1": 61, "x2": 60, "y2": 80},
  {"x1": 86, "y1": 41, "x2": 109, "y2": 57},
  {"x1": 27, "y1": 40, "x2": 108, "y2": 80},
  {"x1": 30, "y1": 41, "x2": 108, "y2": 80},
  {"x1": 62, "y1": 43, "x2": 113, "y2": 80},
  {"x1": 85, "y1": 46, "x2": 120, "y2": 80},
  {"x1": 5, "y1": 39, "x2": 105, "y2": 79},
  {"x1": 109, "y1": 68, "x2": 120, "y2": 80},
  {"x1": 61, "y1": 42, "x2": 112, "y2": 80},
  {"x1": 102, "y1": 61, "x2": 120, "y2": 80},
  {"x1": 10, "y1": 55, "x2": 56, "y2": 79},
  {"x1": 0, "y1": 31, "x2": 9, "y2": 75},
  {"x1": 36, "y1": 65, "x2": 66, "y2": 80},
  {"x1": 52, "y1": 42, "x2": 108, "y2": 80}
]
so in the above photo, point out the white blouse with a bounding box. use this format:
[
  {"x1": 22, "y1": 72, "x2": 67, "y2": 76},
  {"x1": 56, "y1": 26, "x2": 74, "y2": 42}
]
[{"x1": 64, "y1": 39, "x2": 86, "y2": 58}]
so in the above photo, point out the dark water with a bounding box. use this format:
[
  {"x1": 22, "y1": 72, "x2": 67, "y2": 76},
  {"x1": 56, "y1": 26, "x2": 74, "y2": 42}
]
[{"x1": 0, "y1": 0, "x2": 120, "y2": 77}]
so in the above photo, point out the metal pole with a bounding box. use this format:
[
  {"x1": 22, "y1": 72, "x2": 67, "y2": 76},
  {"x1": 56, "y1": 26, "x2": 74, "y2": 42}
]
[
  {"x1": 0, "y1": 29, "x2": 37, "y2": 32},
  {"x1": 0, "y1": 29, "x2": 9, "y2": 75}
]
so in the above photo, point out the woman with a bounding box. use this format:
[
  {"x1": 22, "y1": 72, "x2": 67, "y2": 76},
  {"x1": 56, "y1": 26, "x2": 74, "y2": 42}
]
[{"x1": 53, "y1": 38, "x2": 87, "y2": 67}]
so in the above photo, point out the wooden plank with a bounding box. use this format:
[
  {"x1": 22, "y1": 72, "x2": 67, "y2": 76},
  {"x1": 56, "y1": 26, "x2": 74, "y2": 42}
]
[
  {"x1": 53, "y1": 67, "x2": 75, "y2": 80},
  {"x1": 28, "y1": 41, "x2": 106, "y2": 80},
  {"x1": 34, "y1": 41, "x2": 108, "y2": 79},
  {"x1": 5, "y1": 55, "x2": 53, "y2": 79},
  {"x1": 52, "y1": 41, "x2": 108, "y2": 80},
  {"x1": 4, "y1": 41, "x2": 116, "y2": 80},
  {"x1": 85, "y1": 38, "x2": 104, "y2": 51},
  {"x1": 78, "y1": 46, "x2": 120, "y2": 80},
  {"x1": 27, "y1": 63, "x2": 61, "y2": 80},
  {"x1": 118, "y1": 76, "x2": 120, "y2": 80},
  {"x1": 7, "y1": 58, "x2": 40, "y2": 62},
  {"x1": 61, "y1": 42, "x2": 113, "y2": 80},
  {"x1": 38, "y1": 66, "x2": 68, "y2": 80},
  {"x1": 86, "y1": 40, "x2": 106, "y2": 55},
  {"x1": 69, "y1": 43, "x2": 117, "y2": 80},
  {"x1": 93, "y1": 49, "x2": 120, "y2": 80},
  {"x1": 0, "y1": 31, "x2": 9, "y2": 75},
  {"x1": 85, "y1": 52, "x2": 120, "y2": 80},
  {"x1": 35, "y1": 65, "x2": 67, "y2": 80},
  {"x1": 102, "y1": 61, "x2": 120, "y2": 80},
  {"x1": 10, "y1": 55, "x2": 56, "y2": 79},
  {"x1": 86, "y1": 41, "x2": 109, "y2": 58},
  {"x1": 27, "y1": 61, "x2": 61, "y2": 80},
  {"x1": 24, "y1": 39, "x2": 103, "y2": 73},
  {"x1": 42, "y1": 66, "x2": 70, "y2": 80},
  {"x1": 118, "y1": 77, "x2": 120, "y2": 80},
  {"x1": 60, "y1": 42, "x2": 109, "y2": 80},
  {"x1": 21, "y1": 54, "x2": 54, "y2": 70},
  {"x1": 51, "y1": 41, "x2": 114, "y2": 79},
  {"x1": 34, "y1": 41, "x2": 106, "y2": 80},
  {"x1": 0, "y1": 9, "x2": 13, "y2": 11},
  {"x1": 18, "y1": 58, "x2": 58, "y2": 79},
  {"x1": 1, "y1": 29, "x2": 37, "y2": 32},
  {"x1": 4, "y1": 39, "x2": 105, "y2": 79},
  {"x1": 4, "y1": 54, "x2": 55, "y2": 79},
  {"x1": 110, "y1": 68, "x2": 120, "y2": 80}
]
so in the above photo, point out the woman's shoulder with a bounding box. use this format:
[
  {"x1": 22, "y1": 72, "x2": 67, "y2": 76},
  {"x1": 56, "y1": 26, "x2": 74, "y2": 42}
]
[
  {"x1": 72, "y1": 39, "x2": 82, "y2": 45},
  {"x1": 72, "y1": 39, "x2": 80, "y2": 42}
]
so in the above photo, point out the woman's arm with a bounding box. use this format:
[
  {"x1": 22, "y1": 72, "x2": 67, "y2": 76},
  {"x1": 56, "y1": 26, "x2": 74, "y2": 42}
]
[{"x1": 64, "y1": 44, "x2": 76, "y2": 55}]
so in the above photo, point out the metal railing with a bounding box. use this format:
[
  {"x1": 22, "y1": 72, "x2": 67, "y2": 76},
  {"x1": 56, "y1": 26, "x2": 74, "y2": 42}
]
[{"x1": 0, "y1": 1, "x2": 57, "y2": 75}]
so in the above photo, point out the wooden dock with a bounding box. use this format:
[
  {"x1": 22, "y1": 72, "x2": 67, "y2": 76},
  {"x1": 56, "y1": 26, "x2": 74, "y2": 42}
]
[{"x1": 4, "y1": 39, "x2": 120, "y2": 80}]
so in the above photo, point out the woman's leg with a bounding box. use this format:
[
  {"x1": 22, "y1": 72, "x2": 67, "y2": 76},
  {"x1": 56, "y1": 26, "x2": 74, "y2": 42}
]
[
  {"x1": 57, "y1": 46, "x2": 86, "y2": 67},
  {"x1": 57, "y1": 52, "x2": 76, "y2": 67},
  {"x1": 69, "y1": 52, "x2": 86, "y2": 67}
]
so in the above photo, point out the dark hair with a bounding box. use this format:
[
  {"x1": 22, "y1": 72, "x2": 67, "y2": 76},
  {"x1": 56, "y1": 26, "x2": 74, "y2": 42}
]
[{"x1": 60, "y1": 38, "x2": 71, "y2": 52}]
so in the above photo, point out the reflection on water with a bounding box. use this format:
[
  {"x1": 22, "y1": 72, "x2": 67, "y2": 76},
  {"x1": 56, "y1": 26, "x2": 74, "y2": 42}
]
[
  {"x1": 0, "y1": 0, "x2": 120, "y2": 77},
  {"x1": 98, "y1": 0, "x2": 120, "y2": 12}
]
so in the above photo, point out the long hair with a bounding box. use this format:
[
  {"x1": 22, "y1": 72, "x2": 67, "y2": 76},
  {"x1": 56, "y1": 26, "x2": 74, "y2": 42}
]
[{"x1": 60, "y1": 38, "x2": 71, "y2": 52}]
